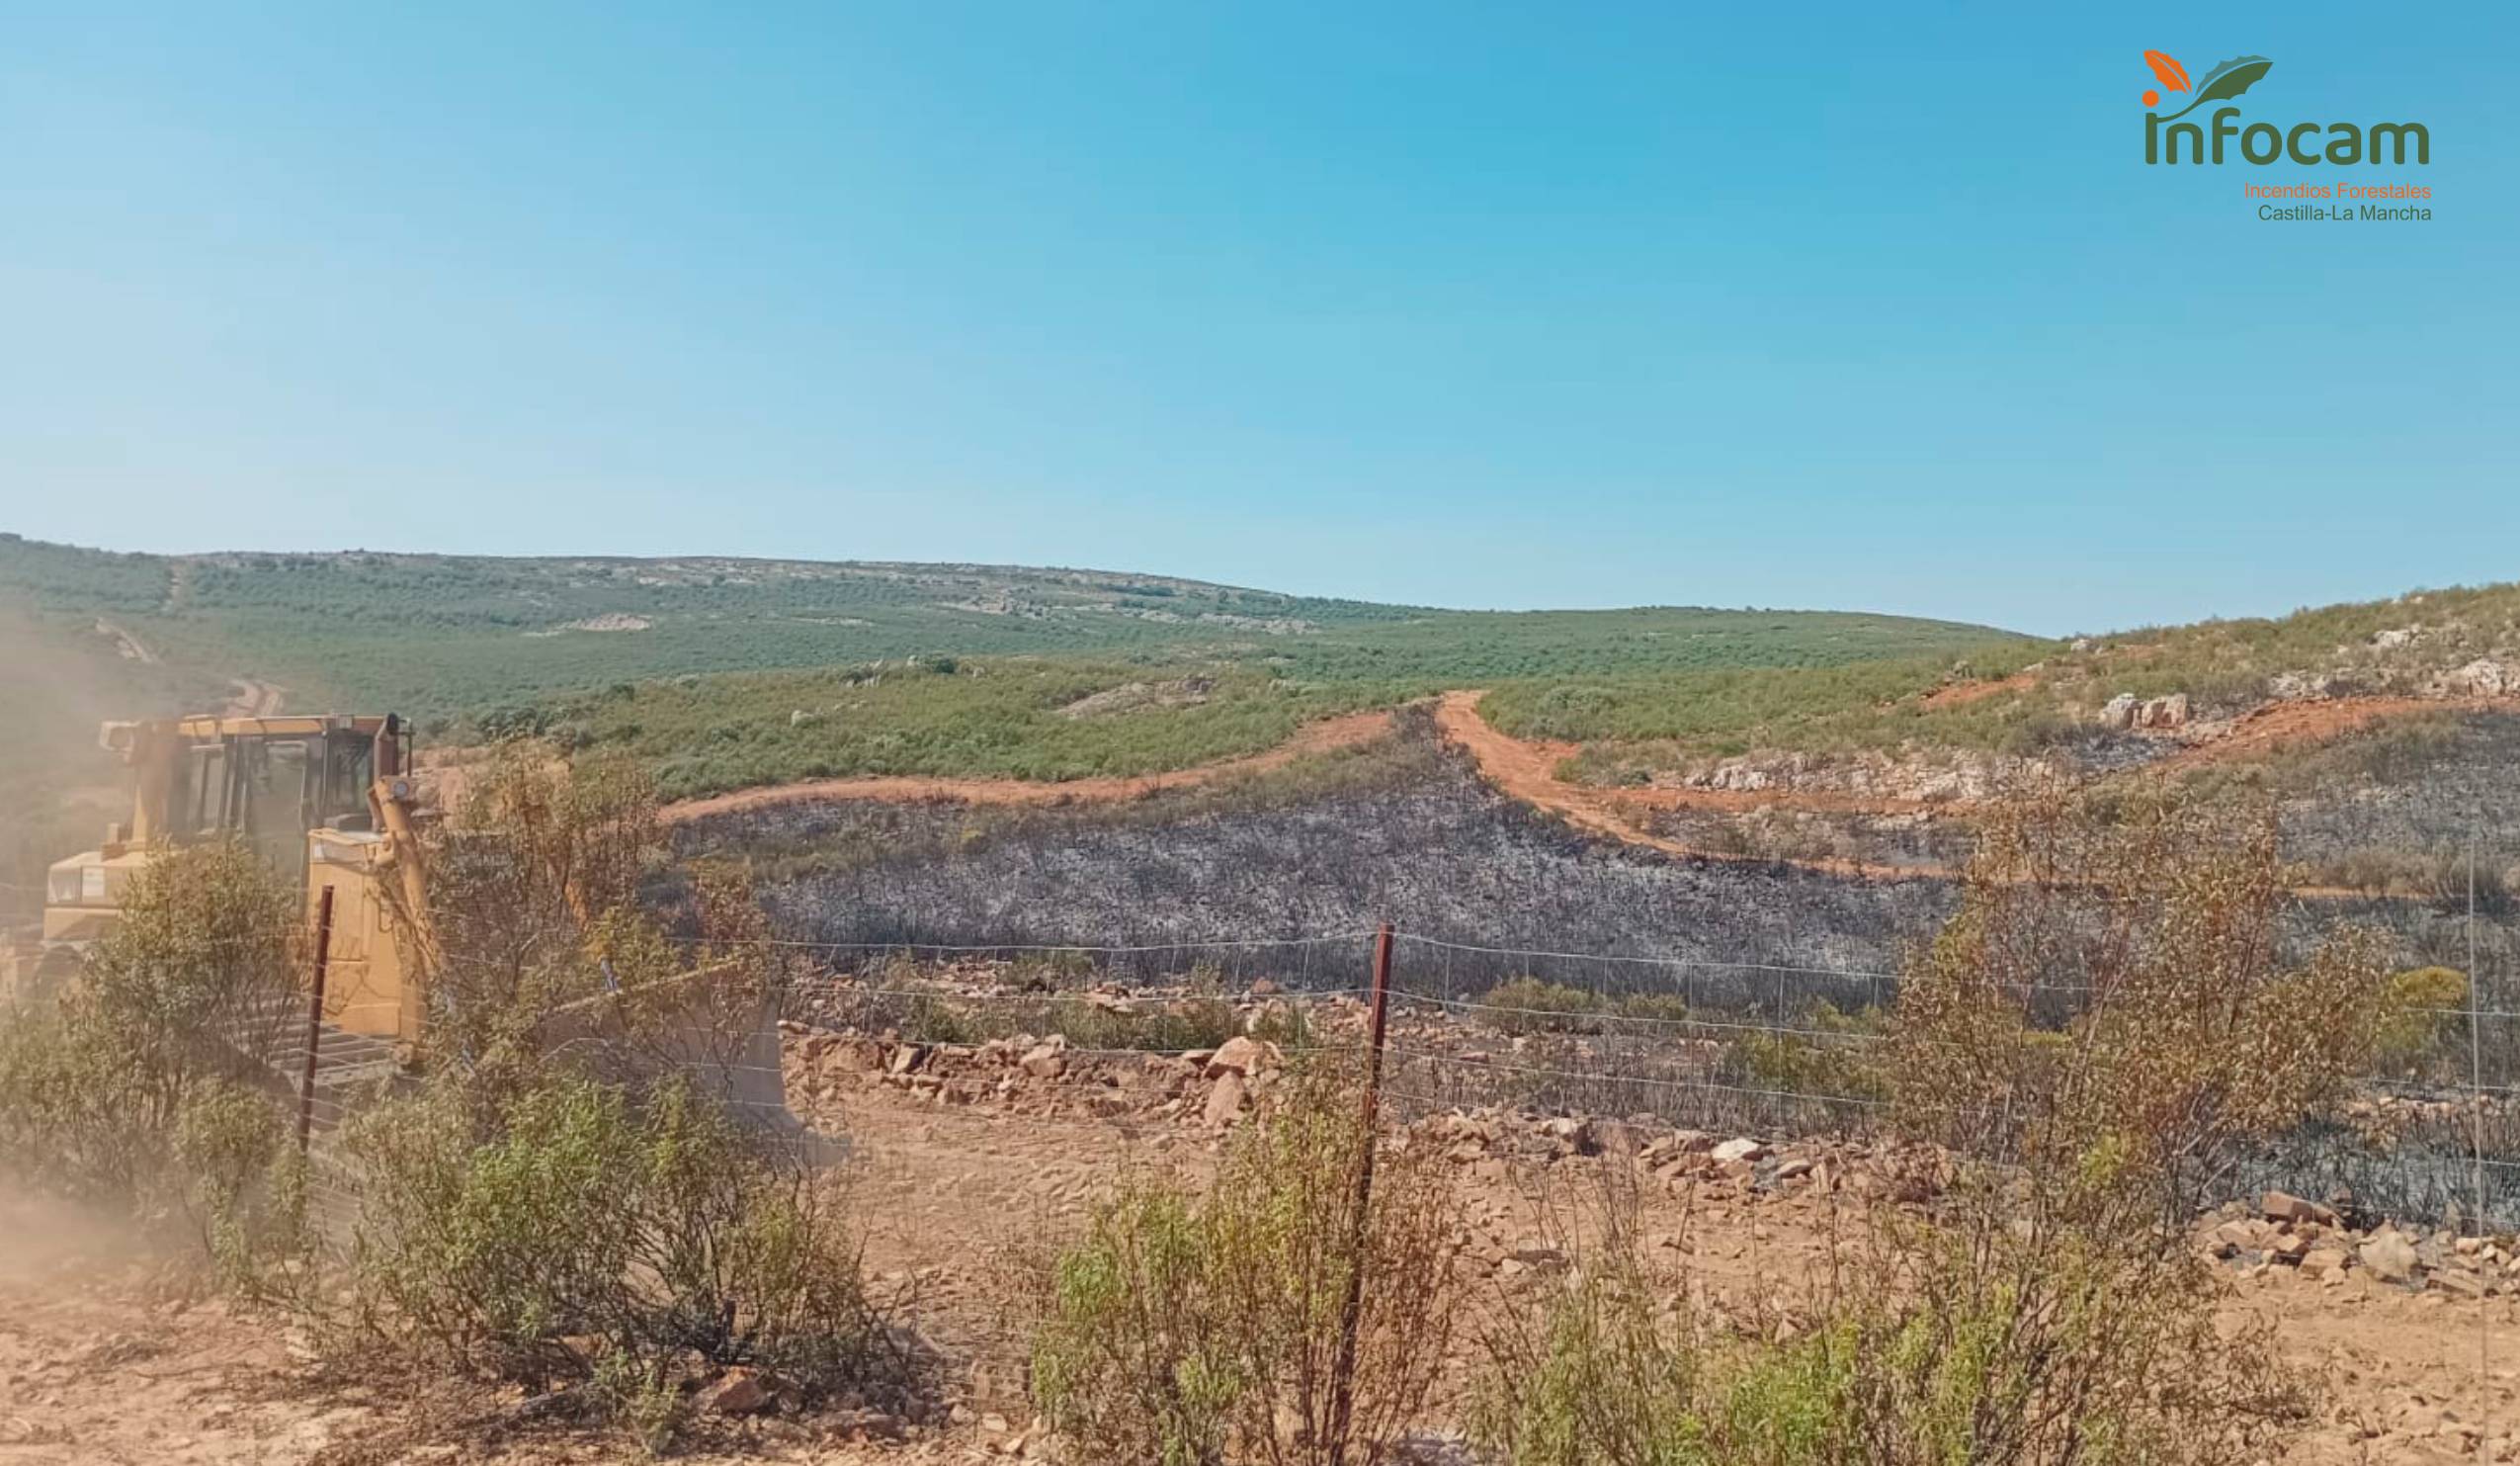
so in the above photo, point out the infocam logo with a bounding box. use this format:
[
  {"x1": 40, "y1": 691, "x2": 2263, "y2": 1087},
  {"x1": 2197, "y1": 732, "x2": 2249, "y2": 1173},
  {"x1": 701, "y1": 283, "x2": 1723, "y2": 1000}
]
[{"x1": 2140, "y1": 50, "x2": 2428, "y2": 166}]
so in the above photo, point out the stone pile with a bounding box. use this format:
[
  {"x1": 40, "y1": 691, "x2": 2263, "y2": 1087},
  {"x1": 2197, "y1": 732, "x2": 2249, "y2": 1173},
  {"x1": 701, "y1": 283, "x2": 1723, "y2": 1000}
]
[
  {"x1": 781, "y1": 1020, "x2": 1290, "y2": 1129},
  {"x1": 2207, "y1": 1190, "x2": 2515, "y2": 1298}
]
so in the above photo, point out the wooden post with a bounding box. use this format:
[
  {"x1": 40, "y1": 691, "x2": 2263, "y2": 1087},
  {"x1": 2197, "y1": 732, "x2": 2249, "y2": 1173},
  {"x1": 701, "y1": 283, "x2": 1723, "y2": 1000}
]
[
  {"x1": 297, "y1": 886, "x2": 336, "y2": 1153},
  {"x1": 1326, "y1": 922, "x2": 1395, "y2": 1466}
]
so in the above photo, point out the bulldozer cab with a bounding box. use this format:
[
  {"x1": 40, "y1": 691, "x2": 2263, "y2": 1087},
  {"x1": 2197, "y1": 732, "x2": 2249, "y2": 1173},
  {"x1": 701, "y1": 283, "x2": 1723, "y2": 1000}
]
[
  {"x1": 36, "y1": 715, "x2": 426, "y2": 1038},
  {"x1": 128, "y1": 717, "x2": 392, "y2": 874}
]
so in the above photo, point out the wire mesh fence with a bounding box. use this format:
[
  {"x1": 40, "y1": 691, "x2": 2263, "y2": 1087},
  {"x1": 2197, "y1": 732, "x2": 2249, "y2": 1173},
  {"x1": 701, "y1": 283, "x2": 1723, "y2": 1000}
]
[{"x1": 273, "y1": 887, "x2": 2520, "y2": 1243}]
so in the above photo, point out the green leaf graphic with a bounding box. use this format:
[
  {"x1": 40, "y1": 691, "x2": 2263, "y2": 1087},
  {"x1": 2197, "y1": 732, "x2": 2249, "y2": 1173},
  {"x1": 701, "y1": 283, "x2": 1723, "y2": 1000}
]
[{"x1": 2156, "y1": 55, "x2": 2273, "y2": 122}]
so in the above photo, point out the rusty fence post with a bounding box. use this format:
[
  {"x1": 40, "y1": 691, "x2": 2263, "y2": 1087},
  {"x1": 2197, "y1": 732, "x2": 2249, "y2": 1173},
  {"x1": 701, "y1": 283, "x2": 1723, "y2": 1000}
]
[
  {"x1": 297, "y1": 886, "x2": 337, "y2": 1153},
  {"x1": 1326, "y1": 921, "x2": 1395, "y2": 1466}
]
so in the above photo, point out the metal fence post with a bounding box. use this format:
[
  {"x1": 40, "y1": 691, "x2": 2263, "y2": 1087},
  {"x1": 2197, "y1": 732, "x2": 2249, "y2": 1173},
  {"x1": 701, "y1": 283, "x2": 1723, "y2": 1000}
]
[
  {"x1": 297, "y1": 886, "x2": 337, "y2": 1153},
  {"x1": 1326, "y1": 921, "x2": 1394, "y2": 1466}
]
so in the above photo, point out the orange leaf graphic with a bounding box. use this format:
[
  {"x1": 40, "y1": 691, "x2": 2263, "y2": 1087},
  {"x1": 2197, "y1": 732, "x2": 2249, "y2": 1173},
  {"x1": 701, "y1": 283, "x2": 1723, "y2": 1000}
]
[{"x1": 2143, "y1": 49, "x2": 2191, "y2": 93}]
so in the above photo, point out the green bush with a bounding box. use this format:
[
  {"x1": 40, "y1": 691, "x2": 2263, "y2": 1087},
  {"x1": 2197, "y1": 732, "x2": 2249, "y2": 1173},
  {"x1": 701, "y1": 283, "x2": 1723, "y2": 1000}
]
[
  {"x1": 2371, "y1": 966, "x2": 2470, "y2": 1077},
  {"x1": 334, "y1": 1071, "x2": 913, "y2": 1440},
  {"x1": 1032, "y1": 1067, "x2": 1459, "y2": 1465},
  {"x1": 0, "y1": 840, "x2": 303, "y2": 1265},
  {"x1": 1722, "y1": 1000, "x2": 1886, "y2": 1102},
  {"x1": 1477, "y1": 978, "x2": 1606, "y2": 1035}
]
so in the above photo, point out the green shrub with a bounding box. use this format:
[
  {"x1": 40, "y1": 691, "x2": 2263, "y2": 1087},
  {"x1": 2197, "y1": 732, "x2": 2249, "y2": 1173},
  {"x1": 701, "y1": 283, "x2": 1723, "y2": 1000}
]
[
  {"x1": 2371, "y1": 966, "x2": 2470, "y2": 1077},
  {"x1": 1722, "y1": 1000, "x2": 1886, "y2": 1102},
  {"x1": 1032, "y1": 1066, "x2": 1459, "y2": 1465},
  {"x1": 1477, "y1": 978, "x2": 1605, "y2": 1035},
  {"x1": 334, "y1": 1071, "x2": 913, "y2": 1440},
  {"x1": 1612, "y1": 992, "x2": 1693, "y2": 1025},
  {"x1": 0, "y1": 840, "x2": 303, "y2": 1267}
]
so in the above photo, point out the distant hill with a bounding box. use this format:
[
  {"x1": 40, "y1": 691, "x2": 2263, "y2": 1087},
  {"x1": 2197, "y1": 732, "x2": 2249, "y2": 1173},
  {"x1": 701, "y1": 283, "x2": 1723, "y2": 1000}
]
[
  {"x1": 0, "y1": 533, "x2": 2029, "y2": 889},
  {"x1": 0, "y1": 535, "x2": 2023, "y2": 722}
]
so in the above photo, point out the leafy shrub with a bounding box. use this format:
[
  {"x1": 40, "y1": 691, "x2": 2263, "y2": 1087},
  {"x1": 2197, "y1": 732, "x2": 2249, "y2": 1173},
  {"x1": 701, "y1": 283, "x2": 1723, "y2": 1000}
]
[
  {"x1": 1475, "y1": 979, "x2": 1695, "y2": 1037},
  {"x1": 1477, "y1": 978, "x2": 1605, "y2": 1035},
  {"x1": 1893, "y1": 792, "x2": 2395, "y2": 1212},
  {"x1": 1477, "y1": 1210, "x2": 2296, "y2": 1466},
  {"x1": 1722, "y1": 1001, "x2": 1886, "y2": 1102},
  {"x1": 334, "y1": 1071, "x2": 912, "y2": 1432},
  {"x1": 2371, "y1": 965, "x2": 2470, "y2": 1077},
  {"x1": 0, "y1": 840, "x2": 302, "y2": 1261},
  {"x1": 1032, "y1": 1066, "x2": 1459, "y2": 1465}
]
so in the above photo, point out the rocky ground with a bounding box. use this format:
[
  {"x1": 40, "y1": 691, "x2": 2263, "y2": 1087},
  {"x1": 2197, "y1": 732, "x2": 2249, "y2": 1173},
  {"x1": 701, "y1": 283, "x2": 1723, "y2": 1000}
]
[{"x1": 11, "y1": 1002, "x2": 2520, "y2": 1464}]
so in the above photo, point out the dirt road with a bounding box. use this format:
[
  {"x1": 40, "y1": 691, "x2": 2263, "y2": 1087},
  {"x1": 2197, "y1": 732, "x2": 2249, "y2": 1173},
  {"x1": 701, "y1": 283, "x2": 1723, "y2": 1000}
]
[
  {"x1": 1429, "y1": 691, "x2": 1937, "y2": 880},
  {"x1": 660, "y1": 709, "x2": 1395, "y2": 823}
]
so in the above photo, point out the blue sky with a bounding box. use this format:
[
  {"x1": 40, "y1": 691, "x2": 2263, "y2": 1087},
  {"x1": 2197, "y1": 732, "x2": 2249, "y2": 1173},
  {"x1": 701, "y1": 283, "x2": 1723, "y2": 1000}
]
[{"x1": 2, "y1": 2, "x2": 2510, "y2": 636}]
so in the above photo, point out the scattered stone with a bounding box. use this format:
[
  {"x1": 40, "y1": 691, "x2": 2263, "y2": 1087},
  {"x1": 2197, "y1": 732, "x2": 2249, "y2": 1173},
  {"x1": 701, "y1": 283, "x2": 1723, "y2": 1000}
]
[
  {"x1": 1205, "y1": 1036, "x2": 1281, "y2": 1078},
  {"x1": 2097, "y1": 693, "x2": 2138, "y2": 730},
  {"x1": 886, "y1": 1044, "x2": 927, "y2": 1077},
  {"x1": 697, "y1": 1367, "x2": 775, "y2": 1416},
  {"x1": 1204, "y1": 1073, "x2": 1248, "y2": 1128},
  {"x1": 1711, "y1": 1138, "x2": 1767, "y2": 1164},
  {"x1": 1020, "y1": 1037, "x2": 1069, "y2": 1078},
  {"x1": 2360, "y1": 1231, "x2": 2420, "y2": 1285},
  {"x1": 2264, "y1": 1190, "x2": 2336, "y2": 1227}
]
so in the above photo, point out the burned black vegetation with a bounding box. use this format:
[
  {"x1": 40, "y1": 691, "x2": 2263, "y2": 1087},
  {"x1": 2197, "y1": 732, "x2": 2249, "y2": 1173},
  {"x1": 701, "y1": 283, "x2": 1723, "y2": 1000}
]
[{"x1": 675, "y1": 710, "x2": 1951, "y2": 1005}]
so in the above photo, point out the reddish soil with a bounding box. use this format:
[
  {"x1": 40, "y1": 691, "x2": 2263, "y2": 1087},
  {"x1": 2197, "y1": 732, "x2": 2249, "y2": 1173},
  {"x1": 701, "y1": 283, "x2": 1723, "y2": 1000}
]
[
  {"x1": 1429, "y1": 692, "x2": 1932, "y2": 881},
  {"x1": 1916, "y1": 667, "x2": 2040, "y2": 709},
  {"x1": 1431, "y1": 689, "x2": 2498, "y2": 899},
  {"x1": 2148, "y1": 695, "x2": 2489, "y2": 775},
  {"x1": 658, "y1": 710, "x2": 1396, "y2": 824}
]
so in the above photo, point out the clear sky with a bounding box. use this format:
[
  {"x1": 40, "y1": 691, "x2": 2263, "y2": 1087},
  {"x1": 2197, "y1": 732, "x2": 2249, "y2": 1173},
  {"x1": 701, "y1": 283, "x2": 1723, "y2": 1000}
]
[{"x1": 3, "y1": 2, "x2": 2510, "y2": 636}]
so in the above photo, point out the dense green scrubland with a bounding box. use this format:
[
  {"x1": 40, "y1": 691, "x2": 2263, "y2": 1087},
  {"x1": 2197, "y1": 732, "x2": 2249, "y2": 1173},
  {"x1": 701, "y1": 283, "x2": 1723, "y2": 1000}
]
[
  {"x1": 1487, "y1": 581, "x2": 2520, "y2": 781},
  {"x1": 0, "y1": 535, "x2": 2023, "y2": 804}
]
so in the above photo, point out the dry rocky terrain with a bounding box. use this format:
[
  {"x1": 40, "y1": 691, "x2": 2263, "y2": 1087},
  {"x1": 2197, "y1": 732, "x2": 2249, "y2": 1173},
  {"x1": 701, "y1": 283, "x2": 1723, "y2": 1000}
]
[{"x1": 15, "y1": 989, "x2": 2520, "y2": 1465}]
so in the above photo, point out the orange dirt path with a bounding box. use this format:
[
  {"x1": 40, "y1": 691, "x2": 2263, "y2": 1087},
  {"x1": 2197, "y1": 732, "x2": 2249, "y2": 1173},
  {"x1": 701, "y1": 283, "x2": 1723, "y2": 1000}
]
[
  {"x1": 659, "y1": 709, "x2": 1397, "y2": 823},
  {"x1": 1430, "y1": 692, "x2": 1932, "y2": 881},
  {"x1": 1430, "y1": 689, "x2": 2478, "y2": 899},
  {"x1": 2147, "y1": 694, "x2": 2485, "y2": 774},
  {"x1": 1916, "y1": 667, "x2": 2041, "y2": 709}
]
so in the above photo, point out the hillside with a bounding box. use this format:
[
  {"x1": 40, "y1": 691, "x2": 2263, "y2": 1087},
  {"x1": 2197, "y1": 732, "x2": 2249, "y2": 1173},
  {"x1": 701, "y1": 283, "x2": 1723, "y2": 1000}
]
[
  {"x1": 0, "y1": 533, "x2": 2026, "y2": 885},
  {"x1": 0, "y1": 535, "x2": 2021, "y2": 720},
  {"x1": 1481, "y1": 581, "x2": 2520, "y2": 783},
  {"x1": 1468, "y1": 581, "x2": 2520, "y2": 893}
]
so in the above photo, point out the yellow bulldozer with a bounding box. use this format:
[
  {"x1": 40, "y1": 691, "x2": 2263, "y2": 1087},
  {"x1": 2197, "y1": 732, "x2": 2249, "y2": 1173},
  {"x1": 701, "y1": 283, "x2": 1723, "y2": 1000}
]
[
  {"x1": 16, "y1": 712, "x2": 805, "y2": 1141},
  {"x1": 28, "y1": 714, "x2": 427, "y2": 1034}
]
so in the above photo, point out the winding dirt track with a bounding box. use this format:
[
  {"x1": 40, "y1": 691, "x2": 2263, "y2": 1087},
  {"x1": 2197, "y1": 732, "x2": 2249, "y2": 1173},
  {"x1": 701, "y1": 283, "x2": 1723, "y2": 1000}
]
[
  {"x1": 660, "y1": 684, "x2": 2498, "y2": 895},
  {"x1": 1429, "y1": 692, "x2": 1934, "y2": 880},
  {"x1": 659, "y1": 709, "x2": 1396, "y2": 823}
]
